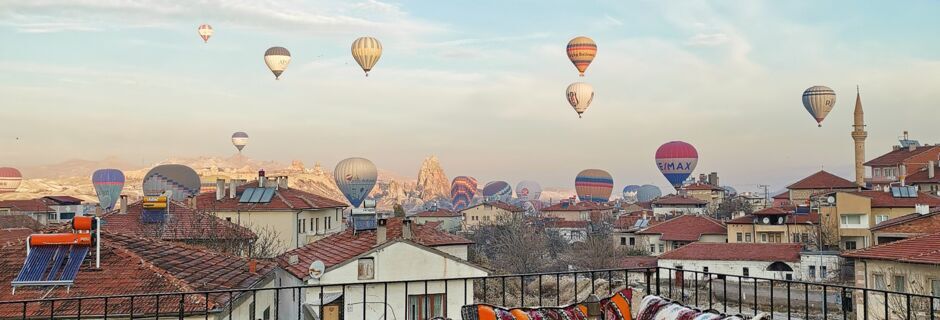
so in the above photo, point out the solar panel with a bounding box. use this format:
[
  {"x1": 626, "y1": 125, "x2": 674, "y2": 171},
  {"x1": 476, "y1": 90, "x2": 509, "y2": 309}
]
[
  {"x1": 891, "y1": 187, "x2": 901, "y2": 198},
  {"x1": 239, "y1": 188, "x2": 256, "y2": 203},
  {"x1": 891, "y1": 186, "x2": 918, "y2": 198},
  {"x1": 259, "y1": 188, "x2": 276, "y2": 203},
  {"x1": 249, "y1": 188, "x2": 266, "y2": 203},
  {"x1": 13, "y1": 245, "x2": 89, "y2": 287},
  {"x1": 352, "y1": 215, "x2": 376, "y2": 231}
]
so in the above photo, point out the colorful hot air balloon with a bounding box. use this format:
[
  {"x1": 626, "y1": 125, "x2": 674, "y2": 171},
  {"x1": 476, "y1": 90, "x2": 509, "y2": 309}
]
[
  {"x1": 450, "y1": 176, "x2": 478, "y2": 211},
  {"x1": 622, "y1": 185, "x2": 641, "y2": 203},
  {"x1": 655, "y1": 141, "x2": 699, "y2": 189},
  {"x1": 333, "y1": 157, "x2": 377, "y2": 208},
  {"x1": 636, "y1": 185, "x2": 662, "y2": 202},
  {"x1": 231, "y1": 132, "x2": 249, "y2": 152},
  {"x1": 92, "y1": 169, "x2": 125, "y2": 210},
  {"x1": 264, "y1": 47, "x2": 291, "y2": 80},
  {"x1": 198, "y1": 24, "x2": 213, "y2": 43},
  {"x1": 566, "y1": 82, "x2": 594, "y2": 118},
  {"x1": 575, "y1": 169, "x2": 613, "y2": 203},
  {"x1": 802, "y1": 86, "x2": 836, "y2": 127},
  {"x1": 482, "y1": 181, "x2": 512, "y2": 202},
  {"x1": 143, "y1": 164, "x2": 201, "y2": 201},
  {"x1": 566, "y1": 36, "x2": 596, "y2": 76},
  {"x1": 351, "y1": 37, "x2": 382, "y2": 76},
  {"x1": 515, "y1": 180, "x2": 542, "y2": 201},
  {"x1": 0, "y1": 167, "x2": 23, "y2": 193}
]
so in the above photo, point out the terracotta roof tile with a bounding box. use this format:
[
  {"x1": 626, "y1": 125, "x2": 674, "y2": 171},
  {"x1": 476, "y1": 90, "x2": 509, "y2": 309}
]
[
  {"x1": 414, "y1": 208, "x2": 460, "y2": 218},
  {"x1": 849, "y1": 190, "x2": 940, "y2": 208},
  {"x1": 0, "y1": 199, "x2": 54, "y2": 212},
  {"x1": 871, "y1": 211, "x2": 940, "y2": 234},
  {"x1": 681, "y1": 183, "x2": 724, "y2": 191},
  {"x1": 195, "y1": 182, "x2": 347, "y2": 212},
  {"x1": 842, "y1": 232, "x2": 940, "y2": 264},
  {"x1": 103, "y1": 201, "x2": 255, "y2": 242},
  {"x1": 0, "y1": 228, "x2": 31, "y2": 247},
  {"x1": 41, "y1": 196, "x2": 84, "y2": 205},
  {"x1": 753, "y1": 207, "x2": 791, "y2": 215},
  {"x1": 660, "y1": 243, "x2": 802, "y2": 262},
  {"x1": 772, "y1": 191, "x2": 790, "y2": 199},
  {"x1": 542, "y1": 201, "x2": 610, "y2": 212},
  {"x1": 0, "y1": 215, "x2": 42, "y2": 231},
  {"x1": 637, "y1": 215, "x2": 726, "y2": 241},
  {"x1": 864, "y1": 145, "x2": 940, "y2": 167},
  {"x1": 544, "y1": 220, "x2": 590, "y2": 228},
  {"x1": 787, "y1": 171, "x2": 858, "y2": 190},
  {"x1": 460, "y1": 201, "x2": 524, "y2": 213}
]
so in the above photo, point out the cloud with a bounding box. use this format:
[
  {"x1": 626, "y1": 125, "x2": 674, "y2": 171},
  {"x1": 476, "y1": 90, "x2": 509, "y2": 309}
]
[
  {"x1": 591, "y1": 14, "x2": 623, "y2": 29},
  {"x1": 686, "y1": 32, "x2": 730, "y2": 46}
]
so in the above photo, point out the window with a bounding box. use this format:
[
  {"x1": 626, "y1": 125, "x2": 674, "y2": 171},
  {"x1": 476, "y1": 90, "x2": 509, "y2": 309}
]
[
  {"x1": 745, "y1": 233, "x2": 752, "y2": 243},
  {"x1": 808, "y1": 265, "x2": 816, "y2": 278},
  {"x1": 263, "y1": 307, "x2": 271, "y2": 320},
  {"x1": 793, "y1": 233, "x2": 801, "y2": 243},
  {"x1": 873, "y1": 274, "x2": 886, "y2": 290},
  {"x1": 875, "y1": 215, "x2": 889, "y2": 225},
  {"x1": 60, "y1": 212, "x2": 75, "y2": 220},
  {"x1": 785, "y1": 274, "x2": 793, "y2": 281},
  {"x1": 407, "y1": 294, "x2": 445, "y2": 320},
  {"x1": 894, "y1": 275, "x2": 907, "y2": 293},
  {"x1": 703, "y1": 267, "x2": 709, "y2": 273},
  {"x1": 315, "y1": 218, "x2": 320, "y2": 234},
  {"x1": 620, "y1": 237, "x2": 626, "y2": 245},
  {"x1": 761, "y1": 233, "x2": 767, "y2": 243},
  {"x1": 820, "y1": 266, "x2": 827, "y2": 279},
  {"x1": 629, "y1": 237, "x2": 636, "y2": 246},
  {"x1": 650, "y1": 244, "x2": 656, "y2": 252},
  {"x1": 249, "y1": 301, "x2": 256, "y2": 320},
  {"x1": 658, "y1": 244, "x2": 664, "y2": 253},
  {"x1": 326, "y1": 217, "x2": 332, "y2": 229},
  {"x1": 736, "y1": 233, "x2": 742, "y2": 242},
  {"x1": 226, "y1": 217, "x2": 232, "y2": 222},
  {"x1": 297, "y1": 219, "x2": 301, "y2": 233},
  {"x1": 672, "y1": 242, "x2": 681, "y2": 250},
  {"x1": 301, "y1": 219, "x2": 306, "y2": 233},
  {"x1": 801, "y1": 233, "x2": 809, "y2": 243},
  {"x1": 358, "y1": 258, "x2": 375, "y2": 280},
  {"x1": 48, "y1": 213, "x2": 56, "y2": 220},
  {"x1": 742, "y1": 268, "x2": 749, "y2": 277},
  {"x1": 844, "y1": 241, "x2": 857, "y2": 250},
  {"x1": 310, "y1": 218, "x2": 315, "y2": 233},
  {"x1": 874, "y1": 168, "x2": 882, "y2": 177},
  {"x1": 932, "y1": 280, "x2": 940, "y2": 297},
  {"x1": 841, "y1": 214, "x2": 863, "y2": 225}
]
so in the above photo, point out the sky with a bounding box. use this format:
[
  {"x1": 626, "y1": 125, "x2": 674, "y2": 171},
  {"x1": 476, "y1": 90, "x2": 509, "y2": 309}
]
[{"x1": 1, "y1": 0, "x2": 939, "y2": 193}]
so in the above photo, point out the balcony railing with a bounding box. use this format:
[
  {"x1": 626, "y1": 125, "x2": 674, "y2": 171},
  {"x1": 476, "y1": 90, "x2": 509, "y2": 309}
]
[{"x1": 1, "y1": 267, "x2": 936, "y2": 319}]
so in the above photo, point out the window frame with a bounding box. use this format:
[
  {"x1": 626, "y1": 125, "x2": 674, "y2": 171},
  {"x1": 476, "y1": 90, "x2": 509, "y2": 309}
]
[
  {"x1": 873, "y1": 273, "x2": 886, "y2": 290},
  {"x1": 357, "y1": 257, "x2": 375, "y2": 280}
]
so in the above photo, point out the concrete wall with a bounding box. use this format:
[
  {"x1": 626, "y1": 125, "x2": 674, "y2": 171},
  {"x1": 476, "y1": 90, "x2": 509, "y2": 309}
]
[
  {"x1": 213, "y1": 208, "x2": 343, "y2": 254},
  {"x1": 853, "y1": 259, "x2": 940, "y2": 320},
  {"x1": 652, "y1": 206, "x2": 705, "y2": 216},
  {"x1": 414, "y1": 216, "x2": 462, "y2": 233},
  {"x1": 799, "y1": 253, "x2": 844, "y2": 282},
  {"x1": 658, "y1": 259, "x2": 800, "y2": 281},
  {"x1": 460, "y1": 205, "x2": 514, "y2": 229}
]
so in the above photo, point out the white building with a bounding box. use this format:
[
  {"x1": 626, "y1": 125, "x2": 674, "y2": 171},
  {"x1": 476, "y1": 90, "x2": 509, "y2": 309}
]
[
  {"x1": 658, "y1": 242, "x2": 803, "y2": 281},
  {"x1": 651, "y1": 195, "x2": 708, "y2": 216},
  {"x1": 544, "y1": 220, "x2": 590, "y2": 243},
  {"x1": 276, "y1": 217, "x2": 488, "y2": 320}
]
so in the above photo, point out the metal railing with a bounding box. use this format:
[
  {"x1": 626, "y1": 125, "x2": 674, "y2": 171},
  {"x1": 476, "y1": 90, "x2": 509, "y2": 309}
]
[{"x1": 1, "y1": 267, "x2": 936, "y2": 319}]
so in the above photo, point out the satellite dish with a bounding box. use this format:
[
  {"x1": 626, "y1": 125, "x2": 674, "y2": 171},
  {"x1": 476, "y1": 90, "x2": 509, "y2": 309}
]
[
  {"x1": 762, "y1": 217, "x2": 770, "y2": 224},
  {"x1": 777, "y1": 217, "x2": 784, "y2": 224},
  {"x1": 309, "y1": 260, "x2": 325, "y2": 279},
  {"x1": 827, "y1": 196, "x2": 836, "y2": 204}
]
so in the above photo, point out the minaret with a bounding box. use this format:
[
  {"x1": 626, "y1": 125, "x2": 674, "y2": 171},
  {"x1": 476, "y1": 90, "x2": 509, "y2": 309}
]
[{"x1": 851, "y1": 86, "x2": 868, "y2": 186}]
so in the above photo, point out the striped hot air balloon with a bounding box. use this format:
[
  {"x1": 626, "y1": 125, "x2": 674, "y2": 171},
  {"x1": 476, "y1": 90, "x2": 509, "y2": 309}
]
[
  {"x1": 566, "y1": 82, "x2": 594, "y2": 118},
  {"x1": 566, "y1": 36, "x2": 596, "y2": 76},
  {"x1": 482, "y1": 181, "x2": 512, "y2": 202},
  {"x1": 636, "y1": 185, "x2": 662, "y2": 202},
  {"x1": 351, "y1": 37, "x2": 382, "y2": 76},
  {"x1": 450, "y1": 176, "x2": 478, "y2": 211},
  {"x1": 231, "y1": 132, "x2": 249, "y2": 152},
  {"x1": 264, "y1": 47, "x2": 291, "y2": 80},
  {"x1": 622, "y1": 185, "x2": 641, "y2": 203},
  {"x1": 655, "y1": 141, "x2": 699, "y2": 189},
  {"x1": 0, "y1": 167, "x2": 23, "y2": 193},
  {"x1": 515, "y1": 180, "x2": 542, "y2": 201},
  {"x1": 333, "y1": 157, "x2": 377, "y2": 208},
  {"x1": 198, "y1": 24, "x2": 213, "y2": 43},
  {"x1": 92, "y1": 169, "x2": 125, "y2": 210},
  {"x1": 143, "y1": 164, "x2": 201, "y2": 201},
  {"x1": 575, "y1": 169, "x2": 613, "y2": 203},
  {"x1": 802, "y1": 86, "x2": 836, "y2": 127}
]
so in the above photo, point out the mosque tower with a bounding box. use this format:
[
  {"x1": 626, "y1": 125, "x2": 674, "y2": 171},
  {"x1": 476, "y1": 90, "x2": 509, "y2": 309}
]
[{"x1": 851, "y1": 86, "x2": 868, "y2": 186}]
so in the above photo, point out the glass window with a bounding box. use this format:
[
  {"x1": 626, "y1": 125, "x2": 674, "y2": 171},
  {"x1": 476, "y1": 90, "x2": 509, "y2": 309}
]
[
  {"x1": 703, "y1": 267, "x2": 709, "y2": 273},
  {"x1": 932, "y1": 280, "x2": 940, "y2": 297},
  {"x1": 301, "y1": 219, "x2": 306, "y2": 233},
  {"x1": 407, "y1": 294, "x2": 445, "y2": 320},
  {"x1": 650, "y1": 244, "x2": 656, "y2": 252},
  {"x1": 736, "y1": 233, "x2": 742, "y2": 242},
  {"x1": 793, "y1": 233, "x2": 801, "y2": 243},
  {"x1": 875, "y1": 215, "x2": 889, "y2": 225},
  {"x1": 745, "y1": 233, "x2": 752, "y2": 243},
  {"x1": 894, "y1": 275, "x2": 906, "y2": 293},
  {"x1": 249, "y1": 302, "x2": 256, "y2": 320},
  {"x1": 263, "y1": 307, "x2": 271, "y2": 320},
  {"x1": 629, "y1": 237, "x2": 636, "y2": 246},
  {"x1": 316, "y1": 218, "x2": 320, "y2": 234},
  {"x1": 60, "y1": 212, "x2": 75, "y2": 220},
  {"x1": 358, "y1": 258, "x2": 375, "y2": 280},
  {"x1": 786, "y1": 274, "x2": 793, "y2": 281},
  {"x1": 841, "y1": 215, "x2": 862, "y2": 225},
  {"x1": 873, "y1": 274, "x2": 886, "y2": 290},
  {"x1": 844, "y1": 241, "x2": 857, "y2": 250},
  {"x1": 620, "y1": 237, "x2": 626, "y2": 245},
  {"x1": 658, "y1": 244, "x2": 664, "y2": 253},
  {"x1": 808, "y1": 265, "x2": 816, "y2": 278},
  {"x1": 743, "y1": 268, "x2": 749, "y2": 277},
  {"x1": 761, "y1": 233, "x2": 767, "y2": 243},
  {"x1": 820, "y1": 266, "x2": 827, "y2": 279}
]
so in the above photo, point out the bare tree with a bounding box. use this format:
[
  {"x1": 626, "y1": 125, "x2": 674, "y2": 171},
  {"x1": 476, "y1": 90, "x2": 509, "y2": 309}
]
[
  {"x1": 867, "y1": 266, "x2": 934, "y2": 320},
  {"x1": 137, "y1": 209, "x2": 284, "y2": 258},
  {"x1": 467, "y1": 216, "x2": 568, "y2": 274},
  {"x1": 716, "y1": 197, "x2": 753, "y2": 220}
]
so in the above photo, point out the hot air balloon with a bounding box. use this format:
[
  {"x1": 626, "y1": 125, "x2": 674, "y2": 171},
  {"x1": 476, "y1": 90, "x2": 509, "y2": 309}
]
[
  {"x1": 575, "y1": 169, "x2": 613, "y2": 203},
  {"x1": 92, "y1": 169, "x2": 125, "y2": 210},
  {"x1": 351, "y1": 37, "x2": 382, "y2": 76},
  {"x1": 655, "y1": 141, "x2": 699, "y2": 189},
  {"x1": 333, "y1": 157, "x2": 377, "y2": 208},
  {"x1": 566, "y1": 36, "x2": 596, "y2": 76},
  {"x1": 450, "y1": 176, "x2": 478, "y2": 211},
  {"x1": 515, "y1": 180, "x2": 542, "y2": 201},
  {"x1": 482, "y1": 181, "x2": 512, "y2": 202},
  {"x1": 143, "y1": 164, "x2": 201, "y2": 201},
  {"x1": 802, "y1": 86, "x2": 836, "y2": 127},
  {"x1": 198, "y1": 24, "x2": 213, "y2": 43},
  {"x1": 264, "y1": 47, "x2": 291, "y2": 80},
  {"x1": 622, "y1": 185, "x2": 641, "y2": 203},
  {"x1": 231, "y1": 132, "x2": 249, "y2": 152},
  {"x1": 636, "y1": 185, "x2": 662, "y2": 202},
  {"x1": 0, "y1": 167, "x2": 23, "y2": 193},
  {"x1": 566, "y1": 82, "x2": 594, "y2": 118}
]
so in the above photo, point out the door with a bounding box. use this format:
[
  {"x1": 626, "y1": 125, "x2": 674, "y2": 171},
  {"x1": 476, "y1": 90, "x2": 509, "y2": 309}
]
[{"x1": 322, "y1": 305, "x2": 340, "y2": 320}]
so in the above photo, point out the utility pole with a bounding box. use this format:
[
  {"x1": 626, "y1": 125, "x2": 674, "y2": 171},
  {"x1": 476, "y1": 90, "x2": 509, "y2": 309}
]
[{"x1": 758, "y1": 184, "x2": 770, "y2": 208}]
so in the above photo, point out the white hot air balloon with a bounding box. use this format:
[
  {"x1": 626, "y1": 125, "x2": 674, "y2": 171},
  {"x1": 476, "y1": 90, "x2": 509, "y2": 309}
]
[
  {"x1": 801, "y1": 86, "x2": 836, "y2": 127},
  {"x1": 333, "y1": 157, "x2": 378, "y2": 208},
  {"x1": 351, "y1": 37, "x2": 382, "y2": 76},
  {"x1": 231, "y1": 132, "x2": 249, "y2": 152},
  {"x1": 566, "y1": 82, "x2": 594, "y2": 118},
  {"x1": 264, "y1": 47, "x2": 291, "y2": 80}
]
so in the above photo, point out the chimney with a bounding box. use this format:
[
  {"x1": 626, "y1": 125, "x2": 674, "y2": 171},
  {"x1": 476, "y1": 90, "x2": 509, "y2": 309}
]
[
  {"x1": 376, "y1": 218, "x2": 388, "y2": 245},
  {"x1": 258, "y1": 169, "x2": 266, "y2": 187},
  {"x1": 402, "y1": 219, "x2": 413, "y2": 240},
  {"x1": 930, "y1": 161, "x2": 936, "y2": 179},
  {"x1": 278, "y1": 176, "x2": 289, "y2": 189},
  {"x1": 216, "y1": 179, "x2": 225, "y2": 201},
  {"x1": 916, "y1": 204, "x2": 929, "y2": 215},
  {"x1": 229, "y1": 179, "x2": 238, "y2": 199},
  {"x1": 119, "y1": 195, "x2": 128, "y2": 214},
  {"x1": 248, "y1": 259, "x2": 257, "y2": 273}
]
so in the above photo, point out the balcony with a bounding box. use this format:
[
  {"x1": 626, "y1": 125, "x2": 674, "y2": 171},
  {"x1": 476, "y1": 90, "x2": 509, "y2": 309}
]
[{"x1": 0, "y1": 267, "x2": 933, "y2": 319}]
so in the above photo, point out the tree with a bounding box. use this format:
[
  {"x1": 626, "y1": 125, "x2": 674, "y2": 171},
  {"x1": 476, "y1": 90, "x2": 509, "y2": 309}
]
[
  {"x1": 393, "y1": 204, "x2": 406, "y2": 217},
  {"x1": 867, "y1": 266, "x2": 933, "y2": 320},
  {"x1": 561, "y1": 217, "x2": 631, "y2": 270},
  {"x1": 715, "y1": 197, "x2": 753, "y2": 220},
  {"x1": 466, "y1": 216, "x2": 568, "y2": 274}
]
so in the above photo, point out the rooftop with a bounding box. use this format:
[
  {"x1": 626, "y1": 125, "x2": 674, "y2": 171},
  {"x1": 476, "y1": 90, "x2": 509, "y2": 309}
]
[
  {"x1": 541, "y1": 201, "x2": 610, "y2": 212},
  {"x1": 195, "y1": 181, "x2": 347, "y2": 212},
  {"x1": 864, "y1": 145, "x2": 940, "y2": 167},
  {"x1": 772, "y1": 191, "x2": 790, "y2": 200},
  {"x1": 0, "y1": 228, "x2": 32, "y2": 247},
  {"x1": 637, "y1": 215, "x2": 726, "y2": 241},
  {"x1": 727, "y1": 212, "x2": 820, "y2": 225},
  {"x1": 849, "y1": 190, "x2": 940, "y2": 208},
  {"x1": 102, "y1": 200, "x2": 256, "y2": 242},
  {"x1": 787, "y1": 170, "x2": 858, "y2": 190},
  {"x1": 681, "y1": 183, "x2": 724, "y2": 191},
  {"x1": 413, "y1": 208, "x2": 460, "y2": 218},
  {"x1": 651, "y1": 194, "x2": 707, "y2": 206},
  {"x1": 0, "y1": 215, "x2": 42, "y2": 231},
  {"x1": 0, "y1": 199, "x2": 54, "y2": 213},
  {"x1": 906, "y1": 165, "x2": 940, "y2": 184},
  {"x1": 752, "y1": 207, "x2": 791, "y2": 215},
  {"x1": 871, "y1": 210, "x2": 940, "y2": 234},
  {"x1": 40, "y1": 196, "x2": 84, "y2": 205},
  {"x1": 660, "y1": 243, "x2": 802, "y2": 262},
  {"x1": 460, "y1": 201, "x2": 524, "y2": 213},
  {"x1": 842, "y1": 232, "x2": 940, "y2": 265}
]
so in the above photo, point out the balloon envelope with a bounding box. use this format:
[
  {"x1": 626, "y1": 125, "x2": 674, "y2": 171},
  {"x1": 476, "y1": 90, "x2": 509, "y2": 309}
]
[
  {"x1": 622, "y1": 185, "x2": 641, "y2": 203},
  {"x1": 231, "y1": 132, "x2": 249, "y2": 152},
  {"x1": 92, "y1": 169, "x2": 125, "y2": 210},
  {"x1": 515, "y1": 180, "x2": 542, "y2": 201},
  {"x1": 655, "y1": 141, "x2": 699, "y2": 189},
  {"x1": 264, "y1": 47, "x2": 291, "y2": 80},
  {"x1": 482, "y1": 181, "x2": 512, "y2": 202},
  {"x1": 450, "y1": 176, "x2": 478, "y2": 211},
  {"x1": 351, "y1": 37, "x2": 382, "y2": 76},
  {"x1": 575, "y1": 169, "x2": 613, "y2": 203},
  {"x1": 198, "y1": 24, "x2": 213, "y2": 43},
  {"x1": 0, "y1": 167, "x2": 23, "y2": 193},
  {"x1": 143, "y1": 164, "x2": 201, "y2": 201},
  {"x1": 566, "y1": 36, "x2": 596, "y2": 76},
  {"x1": 802, "y1": 86, "x2": 836, "y2": 127},
  {"x1": 566, "y1": 82, "x2": 594, "y2": 118},
  {"x1": 636, "y1": 185, "x2": 662, "y2": 202},
  {"x1": 333, "y1": 157, "x2": 377, "y2": 208}
]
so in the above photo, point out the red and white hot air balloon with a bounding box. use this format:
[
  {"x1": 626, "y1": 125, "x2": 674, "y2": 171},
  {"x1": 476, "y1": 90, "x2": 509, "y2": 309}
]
[
  {"x1": 198, "y1": 24, "x2": 213, "y2": 43},
  {"x1": 0, "y1": 167, "x2": 23, "y2": 193}
]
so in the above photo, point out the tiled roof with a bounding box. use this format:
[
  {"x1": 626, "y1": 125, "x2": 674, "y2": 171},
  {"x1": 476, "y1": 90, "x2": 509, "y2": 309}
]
[
  {"x1": 544, "y1": 220, "x2": 590, "y2": 229},
  {"x1": 103, "y1": 200, "x2": 256, "y2": 241},
  {"x1": 0, "y1": 228, "x2": 31, "y2": 247},
  {"x1": 41, "y1": 196, "x2": 84, "y2": 205},
  {"x1": 461, "y1": 201, "x2": 525, "y2": 213},
  {"x1": 772, "y1": 191, "x2": 790, "y2": 199},
  {"x1": 542, "y1": 201, "x2": 610, "y2": 212},
  {"x1": 849, "y1": 190, "x2": 940, "y2": 208},
  {"x1": 842, "y1": 232, "x2": 940, "y2": 265},
  {"x1": 414, "y1": 208, "x2": 460, "y2": 218},
  {"x1": 621, "y1": 256, "x2": 658, "y2": 268},
  {"x1": 906, "y1": 166, "x2": 940, "y2": 184},
  {"x1": 682, "y1": 183, "x2": 724, "y2": 191},
  {"x1": 637, "y1": 215, "x2": 726, "y2": 241},
  {"x1": 0, "y1": 199, "x2": 54, "y2": 212},
  {"x1": 727, "y1": 212, "x2": 819, "y2": 225},
  {"x1": 660, "y1": 243, "x2": 802, "y2": 262},
  {"x1": 278, "y1": 217, "x2": 473, "y2": 278},
  {"x1": 614, "y1": 214, "x2": 641, "y2": 229},
  {"x1": 0, "y1": 215, "x2": 42, "y2": 231},
  {"x1": 0, "y1": 232, "x2": 276, "y2": 318},
  {"x1": 864, "y1": 145, "x2": 940, "y2": 167},
  {"x1": 787, "y1": 171, "x2": 858, "y2": 190},
  {"x1": 652, "y1": 195, "x2": 707, "y2": 206},
  {"x1": 195, "y1": 182, "x2": 347, "y2": 212},
  {"x1": 871, "y1": 211, "x2": 940, "y2": 234}
]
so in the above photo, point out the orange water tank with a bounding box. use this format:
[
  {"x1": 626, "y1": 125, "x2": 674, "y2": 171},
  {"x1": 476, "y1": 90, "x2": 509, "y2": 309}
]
[
  {"x1": 72, "y1": 216, "x2": 94, "y2": 231},
  {"x1": 29, "y1": 233, "x2": 92, "y2": 246}
]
